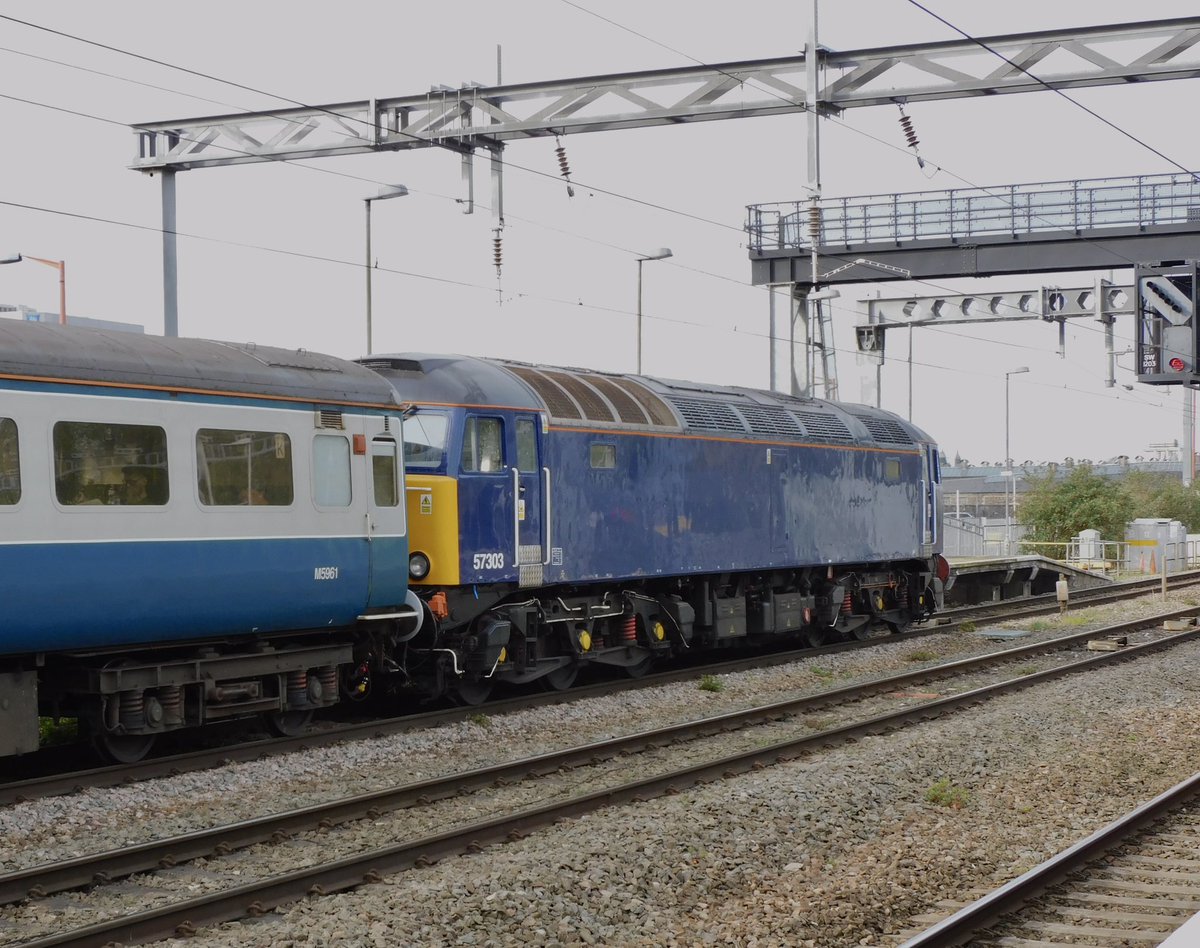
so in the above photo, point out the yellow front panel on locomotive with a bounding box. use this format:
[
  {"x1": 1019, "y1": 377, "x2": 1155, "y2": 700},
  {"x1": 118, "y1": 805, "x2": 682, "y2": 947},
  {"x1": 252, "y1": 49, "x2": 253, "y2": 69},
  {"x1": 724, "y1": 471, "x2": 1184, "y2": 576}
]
[{"x1": 405, "y1": 474, "x2": 461, "y2": 586}]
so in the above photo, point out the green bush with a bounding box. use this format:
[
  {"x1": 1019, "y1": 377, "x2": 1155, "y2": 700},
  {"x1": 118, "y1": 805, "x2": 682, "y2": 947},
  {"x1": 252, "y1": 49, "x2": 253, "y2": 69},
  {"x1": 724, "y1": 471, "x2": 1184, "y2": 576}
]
[
  {"x1": 699, "y1": 674, "x2": 724, "y2": 693},
  {"x1": 925, "y1": 777, "x2": 970, "y2": 809}
]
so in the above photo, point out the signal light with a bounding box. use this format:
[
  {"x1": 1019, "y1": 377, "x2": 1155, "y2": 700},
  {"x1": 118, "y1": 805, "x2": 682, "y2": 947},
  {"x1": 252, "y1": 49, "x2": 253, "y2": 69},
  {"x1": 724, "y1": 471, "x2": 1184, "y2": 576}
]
[{"x1": 1170, "y1": 357, "x2": 1186, "y2": 372}]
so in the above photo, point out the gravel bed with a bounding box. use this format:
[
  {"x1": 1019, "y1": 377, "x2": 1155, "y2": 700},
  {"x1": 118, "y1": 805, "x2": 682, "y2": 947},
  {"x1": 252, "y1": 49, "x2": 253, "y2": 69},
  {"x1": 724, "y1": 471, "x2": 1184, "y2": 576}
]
[{"x1": 0, "y1": 591, "x2": 1197, "y2": 946}]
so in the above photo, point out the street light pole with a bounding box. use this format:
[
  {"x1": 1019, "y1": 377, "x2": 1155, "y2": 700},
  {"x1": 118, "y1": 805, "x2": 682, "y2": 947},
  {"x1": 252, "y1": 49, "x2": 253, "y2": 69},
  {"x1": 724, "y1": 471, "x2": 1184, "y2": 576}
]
[
  {"x1": 0, "y1": 254, "x2": 66, "y2": 324},
  {"x1": 363, "y1": 185, "x2": 409, "y2": 355},
  {"x1": 636, "y1": 248, "x2": 672, "y2": 375},
  {"x1": 1004, "y1": 366, "x2": 1030, "y2": 556}
]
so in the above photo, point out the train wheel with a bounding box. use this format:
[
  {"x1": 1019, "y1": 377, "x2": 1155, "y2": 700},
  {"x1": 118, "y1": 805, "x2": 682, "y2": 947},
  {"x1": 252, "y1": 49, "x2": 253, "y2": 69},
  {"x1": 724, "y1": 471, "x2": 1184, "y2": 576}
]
[
  {"x1": 453, "y1": 679, "x2": 493, "y2": 706},
  {"x1": 541, "y1": 664, "x2": 579, "y2": 692},
  {"x1": 625, "y1": 653, "x2": 654, "y2": 679},
  {"x1": 265, "y1": 710, "x2": 314, "y2": 737},
  {"x1": 94, "y1": 732, "x2": 157, "y2": 764}
]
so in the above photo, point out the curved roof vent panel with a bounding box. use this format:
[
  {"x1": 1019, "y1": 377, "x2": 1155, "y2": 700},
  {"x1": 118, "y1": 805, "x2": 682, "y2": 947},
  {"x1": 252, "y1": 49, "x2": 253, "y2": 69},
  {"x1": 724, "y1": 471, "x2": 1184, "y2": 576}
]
[
  {"x1": 588, "y1": 375, "x2": 650, "y2": 425},
  {"x1": 735, "y1": 404, "x2": 805, "y2": 439},
  {"x1": 608, "y1": 377, "x2": 678, "y2": 427},
  {"x1": 669, "y1": 397, "x2": 747, "y2": 434},
  {"x1": 848, "y1": 411, "x2": 914, "y2": 445},
  {"x1": 542, "y1": 370, "x2": 616, "y2": 423},
  {"x1": 506, "y1": 365, "x2": 583, "y2": 420},
  {"x1": 795, "y1": 410, "x2": 853, "y2": 443}
]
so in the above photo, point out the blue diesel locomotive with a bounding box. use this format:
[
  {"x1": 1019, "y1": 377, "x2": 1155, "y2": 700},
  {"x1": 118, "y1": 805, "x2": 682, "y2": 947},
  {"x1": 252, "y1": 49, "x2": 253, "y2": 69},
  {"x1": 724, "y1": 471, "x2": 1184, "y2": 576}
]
[
  {"x1": 0, "y1": 321, "x2": 417, "y2": 761},
  {"x1": 373, "y1": 354, "x2": 948, "y2": 704}
]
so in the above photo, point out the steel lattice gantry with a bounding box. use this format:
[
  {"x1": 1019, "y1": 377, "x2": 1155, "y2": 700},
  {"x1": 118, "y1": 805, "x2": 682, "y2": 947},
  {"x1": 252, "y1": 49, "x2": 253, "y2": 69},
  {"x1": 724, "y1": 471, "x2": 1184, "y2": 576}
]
[
  {"x1": 127, "y1": 16, "x2": 1200, "y2": 344},
  {"x1": 132, "y1": 17, "x2": 1200, "y2": 169}
]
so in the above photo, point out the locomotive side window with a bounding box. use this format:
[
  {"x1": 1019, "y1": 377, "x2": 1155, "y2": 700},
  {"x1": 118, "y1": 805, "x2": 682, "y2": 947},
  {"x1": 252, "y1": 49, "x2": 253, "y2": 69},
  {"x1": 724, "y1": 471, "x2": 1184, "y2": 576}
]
[
  {"x1": 312, "y1": 435, "x2": 352, "y2": 507},
  {"x1": 590, "y1": 443, "x2": 616, "y2": 469},
  {"x1": 402, "y1": 413, "x2": 448, "y2": 469},
  {"x1": 196, "y1": 428, "x2": 293, "y2": 506},
  {"x1": 516, "y1": 418, "x2": 537, "y2": 473},
  {"x1": 372, "y1": 439, "x2": 399, "y2": 507},
  {"x1": 0, "y1": 418, "x2": 19, "y2": 505},
  {"x1": 884, "y1": 458, "x2": 902, "y2": 483},
  {"x1": 461, "y1": 417, "x2": 503, "y2": 473},
  {"x1": 54, "y1": 422, "x2": 169, "y2": 506}
]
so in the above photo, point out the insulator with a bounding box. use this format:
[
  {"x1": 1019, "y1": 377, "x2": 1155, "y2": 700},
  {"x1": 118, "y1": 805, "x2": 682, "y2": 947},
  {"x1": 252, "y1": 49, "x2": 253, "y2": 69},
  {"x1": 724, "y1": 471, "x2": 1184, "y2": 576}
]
[
  {"x1": 622, "y1": 614, "x2": 638, "y2": 643},
  {"x1": 807, "y1": 203, "x2": 822, "y2": 242},
  {"x1": 899, "y1": 113, "x2": 919, "y2": 150},
  {"x1": 554, "y1": 136, "x2": 576, "y2": 198},
  {"x1": 492, "y1": 231, "x2": 503, "y2": 270}
]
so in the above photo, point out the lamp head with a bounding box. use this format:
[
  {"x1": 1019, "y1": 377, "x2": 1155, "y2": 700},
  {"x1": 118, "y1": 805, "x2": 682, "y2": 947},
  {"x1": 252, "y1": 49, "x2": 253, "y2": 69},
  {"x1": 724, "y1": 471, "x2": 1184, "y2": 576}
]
[
  {"x1": 0, "y1": 254, "x2": 22, "y2": 265},
  {"x1": 1007, "y1": 366, "x2": 1030, "y2": 376},
  {"x1": 367, "y1": 185, "x2": 409, "y2": 202},
  {"x1": 639, "y1": 248, "x2": 672, "y2": 262}
]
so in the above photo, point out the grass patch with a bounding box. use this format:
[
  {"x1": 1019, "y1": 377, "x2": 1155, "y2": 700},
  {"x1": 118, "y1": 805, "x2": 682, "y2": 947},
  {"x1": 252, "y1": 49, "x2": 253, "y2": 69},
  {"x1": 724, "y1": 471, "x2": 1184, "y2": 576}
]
[
  {"x1": 905, "y1": 649, "x2": 938, "y2": 662},
  {"x1": 809, "y1": 666, "x2": 835, "y2": 681},
  {"x1": 925, "y1": 777, "x2": 970, "y2": 809},
  {"x1": 1028, "y1": 620, "x2": 1051, "y2": 633},
  {"x1": 39, "y1": 717, "x2": 78, "y2": 746},
  {"x1": 958, "y1": 620, "x2": 976, "y2": 633},
  {"x1": 698, "y1": 674, "x2": 724, "y2": 693},
  {"x1": 1061, "y1": 615, "x2": 1087, "y2": 627},
  {"x1": 467, "y1": 712, "x2": 491, "y2": 728},
  {"x1": 1015, "y1": 665, "x2": 1040, "y2": 676}
]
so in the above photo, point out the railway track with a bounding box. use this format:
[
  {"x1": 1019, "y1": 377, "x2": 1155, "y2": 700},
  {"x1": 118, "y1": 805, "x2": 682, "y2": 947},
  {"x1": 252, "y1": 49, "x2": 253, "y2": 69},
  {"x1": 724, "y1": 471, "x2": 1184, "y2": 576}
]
[
  {"x1": 5, "y1": 606, "x2": 1200, "y2": 948},
  {"x1": 5, "y1": 571, "x2": 1200, "y2": 807},
  {"x1": 900, "y1": 771, "x2": 1200, "y2": 946}
]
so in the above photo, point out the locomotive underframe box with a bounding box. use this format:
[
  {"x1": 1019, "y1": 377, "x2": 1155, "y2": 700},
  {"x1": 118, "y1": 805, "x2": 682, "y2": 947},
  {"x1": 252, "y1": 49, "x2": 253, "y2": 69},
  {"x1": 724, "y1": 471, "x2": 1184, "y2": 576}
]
[
  {"x1": 749, "y1": 592, "x2": 811, "y2": 634},
  {"x1": 712, "y1": 597, "x2": 748, "y2": 640},
  {"x1": 0, "y1": 671, "x2": 38, "y2": 756}
]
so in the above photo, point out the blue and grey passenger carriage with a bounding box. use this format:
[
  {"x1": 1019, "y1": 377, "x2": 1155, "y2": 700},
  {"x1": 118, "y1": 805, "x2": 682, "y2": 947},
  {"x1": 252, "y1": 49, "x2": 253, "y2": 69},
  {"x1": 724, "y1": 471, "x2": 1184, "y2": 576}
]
[{"x1": 0, "y1": 321, "x2": 414, "y2": 761}]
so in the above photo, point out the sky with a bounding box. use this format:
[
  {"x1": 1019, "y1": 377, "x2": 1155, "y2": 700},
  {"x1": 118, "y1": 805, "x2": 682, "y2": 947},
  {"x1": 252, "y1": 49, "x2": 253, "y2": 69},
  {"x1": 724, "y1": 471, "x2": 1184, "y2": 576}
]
[{"x1": 2, "y1": 0, "x2": 1199, "y2": 466}]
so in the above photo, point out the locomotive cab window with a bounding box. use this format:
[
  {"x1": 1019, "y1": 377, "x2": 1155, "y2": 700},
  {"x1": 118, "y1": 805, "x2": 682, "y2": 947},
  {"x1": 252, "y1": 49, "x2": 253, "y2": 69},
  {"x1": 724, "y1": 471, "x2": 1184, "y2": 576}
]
[
  {"x1": 0, "y1": 418, "x2": 19, "y2": 505},
  {"x1": 402, "y1": 412, "x2": 449, "y2": 469},
  {"x1": 312, "y1": 435, "x2": 352, "y2": 507},
  {"x1": 516, "y1": 418, "x2": 538, "y2": 473},
  {"x1": 590, "y1": 443, "x2": 616, "y2": 470},
  {"x1": 461, "y1": 417, "x2": 503, "y2": 473},
  {"x1": 54, "y1": 421, "x2": 169, "y2": 506},
  {"x1": 197, "y1": 428, "x2": 293, "y2": 506}
]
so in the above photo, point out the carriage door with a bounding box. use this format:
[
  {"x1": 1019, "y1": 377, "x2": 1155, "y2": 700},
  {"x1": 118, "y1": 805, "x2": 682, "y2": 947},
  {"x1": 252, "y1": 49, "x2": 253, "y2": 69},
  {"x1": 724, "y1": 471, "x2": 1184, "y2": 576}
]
[
  {"x1": 512, "y1": 415, "x2": 545, "y2": 587},
  {"x1": 367, "y1": 433, "x2": 407, "y2": 607}
]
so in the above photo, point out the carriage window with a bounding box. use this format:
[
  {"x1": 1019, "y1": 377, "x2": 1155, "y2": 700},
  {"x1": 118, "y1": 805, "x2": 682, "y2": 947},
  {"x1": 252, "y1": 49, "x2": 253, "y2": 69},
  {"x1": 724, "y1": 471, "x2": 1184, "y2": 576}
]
[
  {"x1": 884, "y1": 458, "x2": 902, "y2": 483},
  {"x1": 372, "y1": 439, "x2": 399, "y2": 507},
  {"x1": 196, "y1": 428, "x2": 293, "y2": 506},
  {"x1": 590, "y1": 444, "x2": 616, "y2": 469},
  {"x1": 0, "y1": 418, "x2": 19, "y2": 505},
  {"x1": 516, "y1": 419, "x2": 537, "y2": 473},
  {"x1": 402, "y1": 412, "x2": 448, "y2": 469},
  {"x1": 313, "y1": 435, "x2": 352, "y2": 507},
  {"x1": 461, "y1": 417, "x2": 503, "y2": 473},
  {"x1": 54, "y1": 421, "x2": 169, "y2": 506}
]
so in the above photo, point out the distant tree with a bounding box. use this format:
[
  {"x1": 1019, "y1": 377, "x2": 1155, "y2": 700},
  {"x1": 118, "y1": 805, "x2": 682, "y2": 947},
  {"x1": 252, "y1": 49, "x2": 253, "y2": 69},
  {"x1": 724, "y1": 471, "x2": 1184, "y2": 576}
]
[
  {"x1": 1122, "y1": 471, "x2": 1200, "y2": 530},
  {"x1": 1020, "y1": 465, "x2": 1134, "y2": 543}
]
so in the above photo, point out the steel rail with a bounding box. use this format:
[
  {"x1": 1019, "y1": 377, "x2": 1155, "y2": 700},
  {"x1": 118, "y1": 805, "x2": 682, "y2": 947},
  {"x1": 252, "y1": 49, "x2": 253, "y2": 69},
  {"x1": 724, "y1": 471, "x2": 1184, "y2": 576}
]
[
  {"x1": 900, "y1": 770, "x2": 1200, "y2": 947},
  {"x1": 8, "y1": 612, "x2": 1200, "y2": 939}
]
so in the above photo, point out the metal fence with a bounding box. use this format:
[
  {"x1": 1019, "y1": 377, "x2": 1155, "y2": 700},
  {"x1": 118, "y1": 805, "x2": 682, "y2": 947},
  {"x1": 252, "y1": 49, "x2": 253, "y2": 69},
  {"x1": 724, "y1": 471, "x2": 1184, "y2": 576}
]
[
  {"x1": 1061, "y1": 538, "x2": 1200, "y2": 576},
  {"x1": 747, "y1": 172, "x2": 1200, "y2": 254}
]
